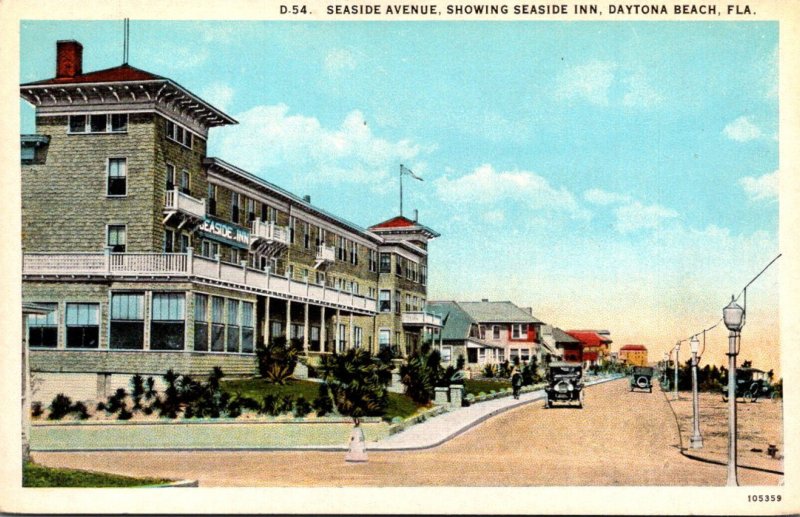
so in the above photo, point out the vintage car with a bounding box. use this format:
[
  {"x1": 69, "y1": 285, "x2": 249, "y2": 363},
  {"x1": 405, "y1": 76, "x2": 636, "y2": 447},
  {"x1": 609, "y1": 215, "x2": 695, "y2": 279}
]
[
  {"x1": 630, "y1": 366, "x2": 654, "y2": 392},
  {"x1": 721, "y1": 367, "x2": 777, "y2": 402},
  {"x1": 545, "y1": 361, "x2": 584, "y2": 408}
]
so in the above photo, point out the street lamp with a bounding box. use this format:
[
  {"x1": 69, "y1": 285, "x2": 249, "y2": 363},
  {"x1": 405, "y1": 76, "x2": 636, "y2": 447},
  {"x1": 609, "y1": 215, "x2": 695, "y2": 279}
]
[
  {"x1": 673, "y1": 342, "x2": 680, "y2": 400},
  {"x1": 723, "y1": 295, "x2": 745, "y2": 486},
  {"x1": 662, "y1": 351, "x2": 669, "y2": 385},
  {"x1": 689, "y1": 335, "x2": 703, "y2": 449}
]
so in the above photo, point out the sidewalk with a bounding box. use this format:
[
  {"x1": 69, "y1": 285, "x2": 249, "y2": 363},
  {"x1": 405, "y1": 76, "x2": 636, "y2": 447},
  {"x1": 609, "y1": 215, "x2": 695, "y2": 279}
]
[{"x1": 370, "y1": 375, "x2": 623, "y2": 451}]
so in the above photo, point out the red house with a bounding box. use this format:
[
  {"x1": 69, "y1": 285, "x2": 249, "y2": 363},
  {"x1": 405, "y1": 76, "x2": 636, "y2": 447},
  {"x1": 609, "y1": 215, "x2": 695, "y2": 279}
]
[{"x1": 565, "y1": 330, "x2": 612, "y2": 366}]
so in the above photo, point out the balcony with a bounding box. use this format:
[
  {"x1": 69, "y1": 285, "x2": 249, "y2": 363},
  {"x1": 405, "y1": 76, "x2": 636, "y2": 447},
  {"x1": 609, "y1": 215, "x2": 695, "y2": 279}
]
[
  {"x1": 314, "y1": 244, "x2": 335, "y2": 270},
  {"x1": 23, "y1": 251, "x2": 377, "y2": 315},
  {"x1": 163, "y1": 189, "x2": 206, "y2": 228},
  {"x1": 401, "y1": 311, "x2": 443, "y2": 328},
  {"x1": 250, "y1": 219, "x2": 289, "y2": 257}
]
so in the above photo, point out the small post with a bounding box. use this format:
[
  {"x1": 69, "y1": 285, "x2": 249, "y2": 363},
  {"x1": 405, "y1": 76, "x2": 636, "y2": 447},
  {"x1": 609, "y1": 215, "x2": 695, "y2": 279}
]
[
  {"x1": 214, "y1": 253, "x2": 221, "y2": 277},
  {"x1": 104, "y1": 246, "x2": 112, "y2": 274},
  {"x1": 186, "y1": 246, "x2": 194, "y2": 275}
]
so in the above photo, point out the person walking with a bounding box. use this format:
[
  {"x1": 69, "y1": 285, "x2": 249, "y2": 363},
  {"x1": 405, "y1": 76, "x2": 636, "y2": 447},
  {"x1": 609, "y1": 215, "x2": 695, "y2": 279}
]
[{"x1": 511, "y1": 366, "x2": 522, "y2": 400}]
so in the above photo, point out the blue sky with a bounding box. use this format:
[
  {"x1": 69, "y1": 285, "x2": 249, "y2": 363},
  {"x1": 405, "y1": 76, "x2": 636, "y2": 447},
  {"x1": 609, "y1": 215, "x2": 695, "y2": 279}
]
[{"x1": 19, "y1": 21, "x2": 780, "y2": 369}]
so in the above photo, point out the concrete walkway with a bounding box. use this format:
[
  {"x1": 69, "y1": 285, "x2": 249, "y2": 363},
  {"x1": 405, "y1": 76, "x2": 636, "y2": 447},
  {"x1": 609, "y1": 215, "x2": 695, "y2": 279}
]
[{"x1": 370, "y1": 375, "x2": 622, "y2": 451}]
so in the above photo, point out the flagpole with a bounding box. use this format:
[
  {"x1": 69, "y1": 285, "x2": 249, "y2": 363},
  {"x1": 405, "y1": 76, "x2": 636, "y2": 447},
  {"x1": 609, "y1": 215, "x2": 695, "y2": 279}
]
[{"x1": 400, "y1": 164, "x2": 404, "y2": 216}]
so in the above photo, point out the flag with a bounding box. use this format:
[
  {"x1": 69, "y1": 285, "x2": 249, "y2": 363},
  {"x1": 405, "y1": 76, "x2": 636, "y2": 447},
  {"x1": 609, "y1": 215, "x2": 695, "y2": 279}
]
[{"x1": 400, "y1": 164, "x2": 423, "y2": 181}]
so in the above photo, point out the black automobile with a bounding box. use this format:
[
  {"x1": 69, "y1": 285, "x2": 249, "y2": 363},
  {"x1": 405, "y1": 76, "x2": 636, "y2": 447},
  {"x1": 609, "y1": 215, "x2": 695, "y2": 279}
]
[
  {"x1": 721, "y1": 367, "x2": 777, "y2": 402},
  {"x1": 630, "y1": 366, "x2": 654, "y2": 393},
  {"x1": 545, "y1": 362, "x2": 584, "y2": 408}
]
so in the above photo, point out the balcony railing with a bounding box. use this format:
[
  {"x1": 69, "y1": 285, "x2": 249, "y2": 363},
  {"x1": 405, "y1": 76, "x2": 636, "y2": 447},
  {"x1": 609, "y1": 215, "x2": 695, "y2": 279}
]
[
  {"x1": 164, "y1": 189, "x2": 206, "y2": 221},
  {"x1": 250, "y1": 220, "x2": 289, "y2": 257},
  {"x1": 316, "y1": 244, "x2": 335, "y2": 262},
  {"x1": 401, "y1": 311, "x2": 443, "y2": 328},
  {"x1": 23, "y1": 252, "x2": 376, "y2": 314}
]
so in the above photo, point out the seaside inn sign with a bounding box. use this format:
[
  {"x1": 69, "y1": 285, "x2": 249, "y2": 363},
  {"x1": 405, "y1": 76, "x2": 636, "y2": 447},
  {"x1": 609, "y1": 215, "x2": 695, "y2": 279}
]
[{"x1": 198, "y1": 216, "x2": 250, "y2": 249}]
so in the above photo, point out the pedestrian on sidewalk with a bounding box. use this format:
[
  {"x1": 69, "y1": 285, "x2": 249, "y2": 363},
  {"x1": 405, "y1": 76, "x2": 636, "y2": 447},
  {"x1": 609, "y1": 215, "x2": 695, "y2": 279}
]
[{"x1": 511, "y1": 366, "x2": 522, "y2": 400}]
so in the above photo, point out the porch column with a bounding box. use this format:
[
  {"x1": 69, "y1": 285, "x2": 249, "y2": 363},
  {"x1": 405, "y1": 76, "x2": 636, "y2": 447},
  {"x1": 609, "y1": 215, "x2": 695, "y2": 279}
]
[
  {"x1": 335, "y1": 309, "x2": 341, "y2": 352},
  {"x1": 264, "y1": 297, "x2": 271, "y2": 345},
  {"x1": 320, "y1": 306, "x2": 326, "y2": 352},
  {"x1": 286, "y1": 299, "x2": 292, "y2": 345},
  {"x1": 303, "y1": 303, "x2": 309, "y2": 354},
  {"x1": 349, "y1": 313, "x2": 354, "y2": 349}
]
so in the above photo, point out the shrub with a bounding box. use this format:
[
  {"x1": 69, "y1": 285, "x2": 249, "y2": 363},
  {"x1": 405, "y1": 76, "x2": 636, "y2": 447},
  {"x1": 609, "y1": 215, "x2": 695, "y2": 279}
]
[
  {"x1": 456, "y1": 354, "x2": 466, "y2": 371},
  {"x1": 261, "y1": 394, "x2": 281, "y2": 417},
  {"x1": 256, "y1": 337, "x2": 300, "y2": 384},
  {"x1": 321, "y1": 348, "x2": 392, "y2": 423},
  {"x1": 482, "y1": 363, "x2": 497, "y2": 378},
  {"x1": 117, "y1": 408, "x2": 133, "y2": 420},
  {"x1": 294, "y1": 396, "x2": 312, "y2": 418},
  {"x1": 144, "y1": 376, "x2": 158, "y2": 401},
  {"x1": 313, "y1": 383, "x2": 335, "y2": 417},
  {"x1": 31, "y1": 402, "x2": 43, "y2": 418},
  {"x1": 279, "y1": 395, "x2": 294, "y2": 415},
  {"x1": 72, "y1": 401, "x2": 90, "y2": 420},
  {"x1": 237, "y1": 396, "x2": 261, "y2": 412},
  {"x1": 106, "y1": 388, "x2": 128, "y2": 414},
  {"x1": 130, "y1": 374, "x2": 145, "y2": 410},
  {"x1": 158, "y1": 370, "x2": 181, "y2": 418},
  {"x1": 48, "y1": 394, "x2": 73, "y2": 420}
]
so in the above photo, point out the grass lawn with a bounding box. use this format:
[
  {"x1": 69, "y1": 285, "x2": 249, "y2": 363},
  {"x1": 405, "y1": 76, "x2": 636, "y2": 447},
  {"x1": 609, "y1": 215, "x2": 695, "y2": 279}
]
[
  {"x1": 464, "y1": 378, "x2": 512, "y2": 396},
  {"x1": 23, "y1": 461, "x2": 170, "y2": 487},
  {"x1": 221, "y1": 377, "x2": 424, "y2": 420}
]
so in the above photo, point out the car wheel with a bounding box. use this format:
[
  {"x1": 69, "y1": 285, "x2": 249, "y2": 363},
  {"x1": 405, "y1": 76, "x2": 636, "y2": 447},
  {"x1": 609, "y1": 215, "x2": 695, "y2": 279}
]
[{"x1": 744, "y1": 391, "x2": 754, "y2": 403}]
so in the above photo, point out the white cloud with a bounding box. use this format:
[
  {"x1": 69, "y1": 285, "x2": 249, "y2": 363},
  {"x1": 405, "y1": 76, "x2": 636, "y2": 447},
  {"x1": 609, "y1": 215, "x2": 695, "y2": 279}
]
[
  {"x1": 614, "y1": 201, "x2": 678, "y2": 234},
  {"x1": 214, "y1": 104, "x2": 424, "y2": 187},
  {"x1": 199, "y1": 82, "x2": 235, "y2": 112},
  {"x1": 622, "y1": 72, "x2": 663, "y2": 108},
  {"x1": 724, "y1": 116, "x2": 763, "y2": 142},
  {"x1": 324, "y1": 48, "x2": 358, "y2": 76},
  {"x1": 583, "y1": 188, "x2": 631, "y2": 206},
  {"x1": 739, "y1": 170, "x2": 778, "y2": 202},
  {"x1": 555, "y1": 60, "x2": 616, "y2": 105},
  {"x1": 434, "y1": 164, "x2": 585, "y2": 217}
]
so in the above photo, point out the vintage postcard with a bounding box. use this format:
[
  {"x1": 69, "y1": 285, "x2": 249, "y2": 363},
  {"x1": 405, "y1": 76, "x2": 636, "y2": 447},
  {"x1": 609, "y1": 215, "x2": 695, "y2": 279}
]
[{"x1": 0, "y1": 0, "x2": 798, "y2": 514}]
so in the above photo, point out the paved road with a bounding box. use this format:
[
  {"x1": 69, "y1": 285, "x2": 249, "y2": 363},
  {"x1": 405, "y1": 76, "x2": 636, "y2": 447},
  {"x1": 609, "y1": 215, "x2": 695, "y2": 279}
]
[{"x1": 32, "y1": 379, "x2": 780, "y2": 486}]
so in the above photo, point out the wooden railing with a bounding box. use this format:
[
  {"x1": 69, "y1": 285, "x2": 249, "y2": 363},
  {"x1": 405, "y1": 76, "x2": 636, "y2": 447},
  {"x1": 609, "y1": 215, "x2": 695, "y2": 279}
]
[
  {"x1": 316, "y1": 244, "x2": 335, "y2": 262},
  {"x1": 250, "y1": 220, "x2": 289, "y2": 244},
  {"x1": 22, "y1": 251, "x2": 376, "y2": 313},
  {"x1": 401, "y1": 311, "x2": 443, "y2": 327},
  {"x1": 164, "y1": 189, "x2": 206, "y2": 219}
]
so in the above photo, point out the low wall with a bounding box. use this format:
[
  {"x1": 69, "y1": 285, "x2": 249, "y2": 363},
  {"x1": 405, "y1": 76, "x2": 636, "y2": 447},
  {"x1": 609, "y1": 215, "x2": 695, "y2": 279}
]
[{"x1": 31, "y1": 417, "x2": 388, "y2": 451}]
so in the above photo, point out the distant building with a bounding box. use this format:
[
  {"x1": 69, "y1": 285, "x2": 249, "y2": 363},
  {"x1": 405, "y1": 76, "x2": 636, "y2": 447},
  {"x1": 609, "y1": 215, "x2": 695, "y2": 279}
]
[
  {"x1": 565, "y1": 330, "x2": 612, "y2": 367},
  {"x1": 426, "y1": 301, "x2": 501, "y2": 367},
  {"x1": 619, "y1": 344, "x2": 648, "y2": 366},
  {"x1": 457, "y1": 300, "x2": 544, "y2": 366}
]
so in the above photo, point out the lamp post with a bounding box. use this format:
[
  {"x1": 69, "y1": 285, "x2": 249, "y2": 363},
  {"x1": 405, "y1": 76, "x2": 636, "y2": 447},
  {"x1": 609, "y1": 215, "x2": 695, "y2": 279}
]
[
  {"x1": 689, "y1": 335, "x2": 703, "y2": 449},
  {"x1": 723, "y1": 296, "x2": 745, "y2": 486},
  {"x1": 662, "y1": 351, "x2": 669, "y2": 385},
  {"x1": 673, "y1": 342, "x2": 680, "y2": 400}
]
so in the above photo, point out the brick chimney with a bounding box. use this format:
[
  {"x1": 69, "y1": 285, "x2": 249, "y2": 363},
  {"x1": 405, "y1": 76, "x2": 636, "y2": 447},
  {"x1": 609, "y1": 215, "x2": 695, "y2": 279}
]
[{"x1": 56, "y1": 40, "x2": 83, "y2": 79}]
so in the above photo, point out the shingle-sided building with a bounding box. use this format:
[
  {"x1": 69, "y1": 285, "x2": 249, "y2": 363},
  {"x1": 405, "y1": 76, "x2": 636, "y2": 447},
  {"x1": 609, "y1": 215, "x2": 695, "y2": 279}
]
[{"x1": 20, "y1": 40, "x2": 441, "y2": 403}]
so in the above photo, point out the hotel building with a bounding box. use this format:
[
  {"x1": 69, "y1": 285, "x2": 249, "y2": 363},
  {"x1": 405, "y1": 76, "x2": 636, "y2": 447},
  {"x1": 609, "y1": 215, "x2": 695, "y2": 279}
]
[{"x1": 20, "y1": 41, "x2": 441, "y2": 402}]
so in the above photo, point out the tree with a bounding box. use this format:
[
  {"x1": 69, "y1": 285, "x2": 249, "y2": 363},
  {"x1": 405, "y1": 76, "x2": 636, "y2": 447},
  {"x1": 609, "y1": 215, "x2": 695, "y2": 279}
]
[
  {"x1": 256, "y1": 336, "x2": 300, "y2": 384},
  {"x1": 320, "y1": 348, "x2": 392, "y2": 425},
  {"x1": 399, "y1": 345, "x2": 442, "y2": 404}
]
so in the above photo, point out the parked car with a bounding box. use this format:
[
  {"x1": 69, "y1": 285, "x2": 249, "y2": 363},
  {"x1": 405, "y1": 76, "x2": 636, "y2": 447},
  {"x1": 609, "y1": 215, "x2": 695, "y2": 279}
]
[
  {"x1": 721, "y1": 368, "x2": 777, "y2": 402},
  {"x1": 545, "y1": 362, "x2": 584, "y2": 408},
  {"x1": 630, "y1": 366, "x2": 654, "y2": 393}
]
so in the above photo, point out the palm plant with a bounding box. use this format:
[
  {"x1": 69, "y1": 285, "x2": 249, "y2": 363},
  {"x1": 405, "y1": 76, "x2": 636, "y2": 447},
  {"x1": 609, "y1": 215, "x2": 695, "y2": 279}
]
[{"x1": 320, "y1": 348, "x2": 391, "y2": 425}]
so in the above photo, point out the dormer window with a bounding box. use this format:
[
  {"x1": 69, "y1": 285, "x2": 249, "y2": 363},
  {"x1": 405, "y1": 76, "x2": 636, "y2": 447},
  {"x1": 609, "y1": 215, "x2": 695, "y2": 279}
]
[{"x1": 68, "y1": 113, "x2": 128, "y2": 134}]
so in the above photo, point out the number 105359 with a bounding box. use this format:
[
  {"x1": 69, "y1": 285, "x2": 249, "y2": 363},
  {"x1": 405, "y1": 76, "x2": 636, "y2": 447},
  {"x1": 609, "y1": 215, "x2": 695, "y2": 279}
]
[{"x1": 748, "y1": 494, "x2": 781, "y2": 502}]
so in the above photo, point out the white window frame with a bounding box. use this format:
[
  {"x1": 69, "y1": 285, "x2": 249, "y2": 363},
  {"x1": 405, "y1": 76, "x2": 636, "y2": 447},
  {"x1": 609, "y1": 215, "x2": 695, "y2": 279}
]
[
  {"x1": 106, "y1": 223, "x2": 127, "y2": 253},
  {"x1": 492, "y1": 325, "x2": 500, "y2": 340},
  {"x1": 68, "y1": 113, "x2": 128, "y2": 134},
  {"x1": 441, "y1": 345, "x2": 452, "y2": 362},
  {"x1": 106, "y1": 157, "x2": 128, "y2": 197}
]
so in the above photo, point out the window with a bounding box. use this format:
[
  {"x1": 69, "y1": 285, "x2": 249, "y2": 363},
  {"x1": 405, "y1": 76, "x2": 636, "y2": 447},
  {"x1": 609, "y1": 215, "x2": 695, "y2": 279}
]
[
  {"x1": 287, "y1": 265, "x2": 294, "y2": 280},
  {"x1": 337, "y1": 324, "x2": 347, "y2": 352},
  {"x1": 379, "y1": 290, "x2": 391, "y2": 312},
  {"x1": 368, "y1": 250, "x2": 377, "y2": 272},
  {"x1": 337, "y1": 236, "x2": 346, "y2": 261},
  {"x1": 194, "y1": 294, "x2": 209, "y2": 352},
  {"x1": 111, "y1": 113, "x2": 128, "y2": 132},
  {"x1": 69, "y1": 113, "x2": 128, "y2": 133},
  {"x1": 441, "y1": 346, "x2": 452, "y2": 363},
  {"x1": 511, "y1": 324, "x2": 527, "y2": 339},
  {"x1": 317, "y1": 227, "x2": 326, "y2": 246},
  {"x1": 207, "y1": 184, "x2": 217, "y2": 215},
  {"x1": 395, "y1": 289, "x2": 402, "y2": 314},
  {"x1": 241, "y1": 303, "x2": 254, "y2": 353},
  {"x1": 288, "y1": 216, "x2": 296, "y2": 244},
  {"x1": 405, "y1": 294, "x2": 411, "y2": 312},
  {"x1": 379, "y1": 329, "x2": 391, "y2": 350},
  {"x1": 395, "y1": 256, "x2": 404, "y2": 277},
  {"x1": 110, "y1": 293, "x2": 144, "y2": 349},
  {"x1": 231, "y1": 192, "x2": 240, "y2": 224},
  {"x1": 230, "y1": 248, "x2": 240, "y2": 264},
  {"x1": 303, "y1": 222, "x2": 310, "y2": 249},
  {"x1": 492, "y1": 325, "x2": 500, "y2": 340},
  {"x1": 379, "y1": 253, "x2": 391, "y2": 273},
  {"x1": 226, "y1": 299, "x2": 239, "y2": 353},
  {"x1": 178, "y1": 233, "x2": 190, "y2": 253},
  {"x1": 164, "y1": 229, "x2": 174, "y2": 253},
  {"x1": 107, "y1": 158, "x2": 127, "y2": 196},
  {"x1": 420, "y1": 265, "x2": 428, "y2": 286},
  {"x1": 498, "y1": 349, "x2": 505, "y2": 362},
  {"x1": 350, "y1": 242, "x2": 358, "y2": 265},
  {"x1": 302, "y1": 268, "x2": 309, "y2": 282},
  {"x1": 521, "y1": 349, "x2": 530, "y2": 362},
  {"x1": 211, "y1": 296, "x2": 225, "y2": 352},
  {"x1": 107, "y1": 225, "x2": 126, "y2": 253},
  {"x1": 271, "y1": 321, "x2": 284, "y2": 339},
  {"x1": 166, "y1": 164, "x2": 175, "y2": 191},
  {"x1": 27, "y1": 303, "x2": 57, "y2": 348},
  {"x1": 246, "y1": 197, "x2": 256, "y2": 223},
  {"x1": 150, "y1": 293, "x2": 185, "y2": 350},
  {"x1": 354, "y1": 326, "x2": 363, "y2": 348},
  {"x1": 310, "y1": 326, "x2": 321, "y2": 351},
  {"x1": 165, "y1": 119, "x2": 193, "y2": 149},
  {"x1": 510, "y1": 348, "x2": 520, "y2": 362},
  {"x1": 479, "y1": 325, "x2": 486, "y2": 340},
  {"x1": 65, "y1": 303, "x2": 99, "y2": 348},
  {"x1": 180, "y1": 170, "x2": 190, "y2": 195},
  {"x1": 316, "y1": 271, "x2": 325, "y2": 285}
]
